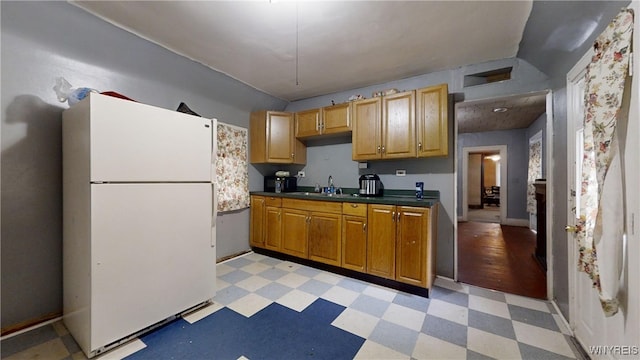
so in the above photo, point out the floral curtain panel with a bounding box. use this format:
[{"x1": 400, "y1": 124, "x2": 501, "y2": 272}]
[
  {"x1": 527, "y1": 138, "x2": 542, "y2": 214},
  {"x1": 216, "y1": 121, "x2": 249, "y2": 212},
  {"x1": 577, "y1": 9, "x2": 633, "y2": 316}
]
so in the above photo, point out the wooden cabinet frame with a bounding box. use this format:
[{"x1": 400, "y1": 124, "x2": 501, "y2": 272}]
[
  {"x1": 249, "y1": 195, "x2": 437, "y2": 290},
  {"x1": 250, "y1": 110, "x2": 306, "y2": 164}
]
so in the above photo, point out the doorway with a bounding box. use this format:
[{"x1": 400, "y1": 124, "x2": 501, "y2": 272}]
[
  {"x1": 462, "y1": 146, "x2": 507, "y2": 224},
  {"x1": 454, "y1": 92, "x2": 550, "y2": 299}
]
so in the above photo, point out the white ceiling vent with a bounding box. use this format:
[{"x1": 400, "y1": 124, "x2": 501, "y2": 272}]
[{"x1": 463, "y1": 67, "x2": 513, "y2": 87}]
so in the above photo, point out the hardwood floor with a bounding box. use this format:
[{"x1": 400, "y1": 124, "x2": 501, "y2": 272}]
[{"x1": 457, "y1": 221, "x2": 547, "y2": 299}]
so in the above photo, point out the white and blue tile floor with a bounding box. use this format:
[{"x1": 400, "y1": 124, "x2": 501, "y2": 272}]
[{"x1": 1, "y1": 252, "x2": 584, "y2": 359}]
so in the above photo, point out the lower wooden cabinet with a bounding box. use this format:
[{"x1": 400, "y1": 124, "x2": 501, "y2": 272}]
[
  {"x1": 281, "y1": 208, "x2": 308, "y2": 257},
  {"x1": 249, "y1": 195, "x2": 437, "y2": 290},
  {"x1": 367, "y1": 204, "x2": 397, "y2": 279},
  {"x1": 249, "y1": 196, "x2": 265, "y2": 247},
  {"x1": 342, "y1": 215, "x2": 367, "y2": 272},
  {"x1": 342, "y1": 202, "x2": 367, "y2": 272},
  {"x1": 366, "y1": 204, "x2": 437, "y2": 288},
  {"x1": 264, "y1": 205, "x2": 282, "y2": 251},
  {"x1": 308, "y1": 212, "x2": 342, "y2": 266},
  {"x1": 395, "y1": 206, "x2": 435, "y2": 288}
]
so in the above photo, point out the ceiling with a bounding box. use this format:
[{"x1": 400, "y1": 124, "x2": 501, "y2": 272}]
[
  {"x1": 72, "y1": 1, "x2": 533, "y2": 102},
  {"x1": 456, "y1": 92, "x2": 547, "y2": 134},
  {"x1": 73, "y1": 1, "x2": 600, "y2": 133}
]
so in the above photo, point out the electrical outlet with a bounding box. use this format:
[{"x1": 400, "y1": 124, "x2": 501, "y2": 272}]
[
  {"x1": 297, "y1": 171, "x2": 305, "y2": 178},
  {"x1": 396, "y1": 169, "x2": 406, "y2": 177}
]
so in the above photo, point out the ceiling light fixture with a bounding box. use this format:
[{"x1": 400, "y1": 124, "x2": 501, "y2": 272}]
[{"x1": 493, "y1": 107, "x2": 508, "y2": 113}]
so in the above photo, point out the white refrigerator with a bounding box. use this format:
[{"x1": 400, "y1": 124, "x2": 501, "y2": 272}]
[{"x1": 62, "y1": 94, "x2": 217, "y2": 358}]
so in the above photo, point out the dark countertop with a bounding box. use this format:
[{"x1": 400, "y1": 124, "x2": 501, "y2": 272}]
[{"x1": 251, "y1": 187, "x2": 439, "y2": 207}]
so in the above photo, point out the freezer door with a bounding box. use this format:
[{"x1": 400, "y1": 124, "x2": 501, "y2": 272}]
[
  {"x1": 90, "y1": 183, "x2": 215, "y2": 351},
  {"x1": 89, "y1": 94, "x2": 212, "y2": 182}
]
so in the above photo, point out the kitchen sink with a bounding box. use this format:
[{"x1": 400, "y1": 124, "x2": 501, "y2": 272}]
[{"x1": 289, "y1": 192, "x2": 358, "y2": 198}]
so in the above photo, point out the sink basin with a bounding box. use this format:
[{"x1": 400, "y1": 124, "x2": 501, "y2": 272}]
[{"x1": 289, "y1": 192, "x2": 357, "y2": 198}]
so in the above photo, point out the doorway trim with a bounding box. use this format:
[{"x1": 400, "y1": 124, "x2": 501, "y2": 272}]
[
  {"x1": 566, "y1": 45, "x2": 594, "y2": 340},
  {"x1": 461, "y1": 145, "x2": 508, "y2": 223}
]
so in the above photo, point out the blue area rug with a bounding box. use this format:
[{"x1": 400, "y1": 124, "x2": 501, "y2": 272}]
[{"x1": 125, "y1": 299, "x2": 365, "y2": 359}]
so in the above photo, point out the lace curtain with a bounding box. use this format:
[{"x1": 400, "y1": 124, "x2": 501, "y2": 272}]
[
  {"x1": 527, "y1": 138, "x2": 542, "y2": 214},
  {"x1": 576, "y1": 9, "x2": 633, "y2": 316},
  {"x1": 216, "y1": 121, "x2": 250, "y2": 212}
]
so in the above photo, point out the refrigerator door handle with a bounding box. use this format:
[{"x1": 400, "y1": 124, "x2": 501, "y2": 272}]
[{"x1": 211, "y1": 182, "x2": 217, "y2": 248}]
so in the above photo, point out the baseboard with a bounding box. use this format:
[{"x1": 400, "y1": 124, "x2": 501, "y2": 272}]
[
  {"x1": 550, "y1": 299, "x2": 573, "y2": 336},
  {"x1": 504, "y1": 218, "x2": 530, "y2": 227},
  {"x1": 1, "y1": 314, "x2": 62, "y2": 340}
]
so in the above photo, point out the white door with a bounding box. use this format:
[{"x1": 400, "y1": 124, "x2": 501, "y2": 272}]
[
  {"x1": 90, "y1": 183, "x2": 216, "y2": 351},
  {"x1": 567, "y1": 49, "x2": 607, "y2": 356},
  {"x1": 89, "y1": 94, "x2": 212, "y2": 182},
  {"x1": 566, "y1": 32, "x2": 640, "y2": 357}
]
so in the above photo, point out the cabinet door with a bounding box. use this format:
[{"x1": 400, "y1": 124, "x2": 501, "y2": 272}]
[
  {"x1": 308, "y1": 212, "x2": 342, "y2": 266},
  {"x1": 382, "y1": 91, "x2": 416, "y2": 159},
  {"x1": 296, "y1": 108, "x2": 322, "y2": 138},
  {"x1": 395, "y1": 207, "x2": 429, "y2": 287},
  {"x1": 264, "y1": 206, "x2": 282, "y2": 251},
  {"x1": 281, "y1": 208, "x2": 309, "y2": 258},
  {"x1": 416, "y1": 84, "x2": 448, "y2": 157},
  {"x1": 352, "y1": 98, "x2": 382, "y2": 160},
  {"x1": 322, "y1": 103, "x2": 351, "y2": 135},
  {"x1": 266, "y1": 111, "x2": 295, "y2": 163},
  {"x1": 367, "y1": 204, "x2": 396, "y2": 279},
  {"x1": 342, "y1": 215, "x2": 367, "y2": 272},
  {"x1": 250, "y1": 196, "x2": 266, "y2": 248}
]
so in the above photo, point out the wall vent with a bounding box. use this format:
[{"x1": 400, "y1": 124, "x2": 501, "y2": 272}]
[{"x1": 463, "y1": 67, "x2": 512, "y2": 87}]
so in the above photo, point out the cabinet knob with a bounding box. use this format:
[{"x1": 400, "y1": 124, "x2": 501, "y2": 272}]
[
  {"x1": 350, "y1": 204, "x2": 358, "y2": 208},
  {"x1": 418, "y1": 142, "x2": 422, "y2": 150},
  {"x1": 363, "y1": 223, "x2": 367, "y2": 232},
  {"x1": 291, "y1": 153, "x2": 295, "y2": 159},
  {"x1": 392, "y1": 211, "x2": 396, "y2": 221},
  {"x1": 381, "y1": 145, "x2": 386, "y2": 153},
  {"x1": 377, "y1": 145, "x2": 381, "y2": 153},
  {"x1": 316, "y1": 118, "x2": 319, "y2": 131}
]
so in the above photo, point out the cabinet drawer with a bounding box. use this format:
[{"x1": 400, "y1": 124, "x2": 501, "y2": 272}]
[
  {"x1": 282, "y1": 198, "x2": 342, "y2": 214},
  {"x1": 342, "y1": 202, "x2": 367, "y2": 217},
  {"x1": 265, "y1": 196, "x2": 282, "y2": 207}
]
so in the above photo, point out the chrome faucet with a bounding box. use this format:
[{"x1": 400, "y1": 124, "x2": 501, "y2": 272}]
[{"x1": 328, "y1": 175, "x2": 335, "y2": 194}]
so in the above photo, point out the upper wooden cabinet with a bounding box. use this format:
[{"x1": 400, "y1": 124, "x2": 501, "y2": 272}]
[
  {"x1": 322, "y1": 103, "x2": 351, "y2": 135},
  {"x1": 383, "y1": 91, "x2": 416, "y2": 159},
  {"x1": 250, "y1": 110, "x2": 306, "y2": 164},
  {"x1": 352, "y1": 91, "x2": 415, "y2": 160},
  {"x1": 295, "y1": 103, "x2": 351, "y2": 139},
  {"x1": 416, "y1": 84, "x2": 448, "y2": 157},
  {"x1": 295, "y1": 108, "x2": 322, "y2": 138},
  {"x1": 352, "y1": 97, "x2": 382, "y2": 160}
]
